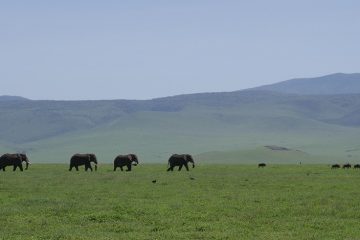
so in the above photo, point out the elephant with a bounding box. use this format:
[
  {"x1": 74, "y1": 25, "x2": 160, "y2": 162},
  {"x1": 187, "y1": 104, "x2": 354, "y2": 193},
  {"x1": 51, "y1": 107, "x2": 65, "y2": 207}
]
[
  {"x1": 258, "y1": 163, "x2": 266, "y2": 168},
  {"x1": 69, "y1": 153, "x2": 98, "y2": 171},
  {"x1": 331, "y1": 164, "x2": 340, "y2": 169},
  {"x1": 113, "y1": 154, "x2": 139, "y2": 171},
  {"x1": 0, "y1": 153, "x2": 30, "y2": 171},
  {"x1": 167, "y1": 154, "x2": 195, "y2": 171},
  {"x1": 354, "y1": 164, "x2": 360, "y2": 169},
  {"x1": 342, "y1": 163, "x2": 351, "y2": 169}
]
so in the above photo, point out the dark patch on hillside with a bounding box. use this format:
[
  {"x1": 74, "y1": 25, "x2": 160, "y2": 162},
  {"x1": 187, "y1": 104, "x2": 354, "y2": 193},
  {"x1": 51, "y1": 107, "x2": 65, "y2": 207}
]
[
  {"x1": 264, "y1": 145, "x2": 290, "y2": 151},
  {"x1": 346, "y1": 148, "x2": 360, "y2": 152},
  {"x1": 264, "y1": 145, "x2": 308, "y2": 154}
]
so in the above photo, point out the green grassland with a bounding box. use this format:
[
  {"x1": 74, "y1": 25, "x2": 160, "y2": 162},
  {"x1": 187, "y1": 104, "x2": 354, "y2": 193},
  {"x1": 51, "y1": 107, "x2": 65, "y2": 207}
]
[{"x1": 1, "y1": 164, "x2": 360, "y2": 239}]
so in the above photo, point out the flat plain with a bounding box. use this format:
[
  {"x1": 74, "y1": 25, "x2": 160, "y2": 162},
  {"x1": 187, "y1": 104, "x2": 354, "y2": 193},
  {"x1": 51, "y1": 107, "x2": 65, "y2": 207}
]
[{"x1": 1, "y1": 164, "x2": 360, "y2": 240}]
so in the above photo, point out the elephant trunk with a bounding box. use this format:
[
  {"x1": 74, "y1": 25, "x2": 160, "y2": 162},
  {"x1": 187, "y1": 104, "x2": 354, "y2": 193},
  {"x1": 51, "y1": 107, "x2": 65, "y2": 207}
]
[
  {"x1": 192, "y1": 162, "x2": 195, "y2": 168},
  {"x1": 25, "y1": 162, "x2": 29, "y2": 170},
  {"x1": 94, "y1": 164, "x2": 98, "y2": 171}
]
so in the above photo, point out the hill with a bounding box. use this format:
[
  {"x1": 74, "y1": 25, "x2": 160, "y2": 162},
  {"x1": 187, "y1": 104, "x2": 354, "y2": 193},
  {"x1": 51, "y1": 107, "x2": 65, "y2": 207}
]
[
  {"x1": 0, "y1": 95, "x2": 29, "y2": 101},
  {"x1": 1, "y1": 89, "x2": 360, "y2": 163},
  {"x1": 254, "y1": 73, "x2": 360, "y2": 95}
]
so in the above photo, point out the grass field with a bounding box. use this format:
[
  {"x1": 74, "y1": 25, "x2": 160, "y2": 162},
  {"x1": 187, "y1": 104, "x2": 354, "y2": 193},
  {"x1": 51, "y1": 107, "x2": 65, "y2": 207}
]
[{"x1": 1, "y1": 164, "x2": 360, "y2": 239}]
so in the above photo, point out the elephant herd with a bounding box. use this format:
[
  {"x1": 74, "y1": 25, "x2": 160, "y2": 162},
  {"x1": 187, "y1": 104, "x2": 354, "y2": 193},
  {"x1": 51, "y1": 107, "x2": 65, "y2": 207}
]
[
  {"x1": 331, "y1": 163, "x2": 360, "y2": 169},
  {"x1": 0, "y1": 153, "x2": 195, "y2": 172},
  {"x1": 3, "y1": 153, "x2": 360, "y2": 172}
]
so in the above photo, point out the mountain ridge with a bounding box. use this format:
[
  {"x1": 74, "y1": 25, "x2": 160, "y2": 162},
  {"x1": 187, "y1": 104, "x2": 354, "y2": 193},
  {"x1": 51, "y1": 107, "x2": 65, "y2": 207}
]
[
  {"x1": 252, "y1": 73, "x2": 360, "y2": 95},
  {"x1": 0, "y1": 95, "x2": 29, "y2": 101},
  {"x1": 2, "y1": 73, "x2": 360, "y2": 102}
]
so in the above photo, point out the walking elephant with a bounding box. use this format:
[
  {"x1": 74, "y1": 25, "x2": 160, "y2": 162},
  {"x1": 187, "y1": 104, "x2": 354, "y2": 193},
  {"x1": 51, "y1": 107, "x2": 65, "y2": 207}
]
[
  {"x1": 0, "y1": 153, "x2": 30, "y2": 171},
  {"x1": 343, "y1": 163, "x2": 351, "y2": 169},
  {"x1": 113, "y1": 154, "x2": 139, "y2": 171},
  {"x1": 69, "y1": 153, "x2": 98, "y2": 171},
  {"x1": 258, "y1": 163, "x2": 266, "y2": 168},
  {"x1": 167, "y1": 154, "x2": 195, "y2": 171},
  {"x1": 331, "y1": 164, "x2": 340, "y2": 169}
]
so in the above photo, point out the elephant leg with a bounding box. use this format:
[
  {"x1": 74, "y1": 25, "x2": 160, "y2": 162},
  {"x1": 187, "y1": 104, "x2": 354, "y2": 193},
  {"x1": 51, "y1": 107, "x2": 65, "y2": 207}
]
[
  {"x1": 184, "y1": 164, "x2": 189, "y2": 171},
  {"x1": 114, "y1": 165, "x2": 117, "y2": 171},
  {"x1": 120, "y1": 166, "x2": 124, "y2": 171},
  {"x1": 13, "y1": 165, "x2": 17, "y2": 171},
  {"x1": 178, "y1": 165, "x2": 183, "y2": 171},
  {"x1": 75, "y1": 166, "x2": 79, "y2": 171},
  {"x1": 85, "y1": 164, "x2": 92, "y2": 171},
  {"x1": 19, "y1": 165, "x2": 23, "y2": 171},
  {"x1": 126, "y1": 164, "x2": 132, "y2": 171},
  {"x1": 69, "y1": 165, "x2": 73, "y2": 171}
]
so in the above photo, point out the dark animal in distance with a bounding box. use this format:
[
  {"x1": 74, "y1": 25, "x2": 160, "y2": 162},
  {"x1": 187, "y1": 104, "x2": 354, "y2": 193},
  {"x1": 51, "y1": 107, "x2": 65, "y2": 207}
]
[
  {"x1": 331, "y1": 164, "x2": 340, "y2": 169},
  {"x1": 258, "y1": 163, "x2": 266, "y2": 168},
  {"x1": 343, "y1": 163, "x2": 352, "y2": 169},
  {"x1": 0, "y1": 153, "x2": 30, "y2": 171},
  {"x1": 152, "y1": 180, "x2": 157, "y2": 183},
  {"x1": 69, "y1": 153, "x2": 98, "y2": 171},
  {"x1": 113, "y1": 154, "x2": 139, "y2": 171},
  {"x1": 354, "y1": 164, "x2": 360, "y2": 169},
  {"x1": 167, "y1": 154, "x2": 195, "y2": 171}
]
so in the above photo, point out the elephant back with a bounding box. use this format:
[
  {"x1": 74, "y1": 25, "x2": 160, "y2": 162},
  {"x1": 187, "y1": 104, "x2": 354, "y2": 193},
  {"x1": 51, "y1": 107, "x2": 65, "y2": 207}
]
[{"x1": 114, "y1": 155, "x2": 131, "y2": 162}]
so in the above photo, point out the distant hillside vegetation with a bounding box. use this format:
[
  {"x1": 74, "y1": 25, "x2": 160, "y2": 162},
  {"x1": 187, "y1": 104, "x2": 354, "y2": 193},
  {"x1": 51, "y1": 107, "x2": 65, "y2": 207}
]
[
  {"x1": 1, "y1": 90, "x2": 360, "y2": 144},
  {"x1": 1, "y1": 73, "x2": 360, "y2": 163},
  {"x1": 254, "y1": 73, "x2": 360, "y2": 95}
]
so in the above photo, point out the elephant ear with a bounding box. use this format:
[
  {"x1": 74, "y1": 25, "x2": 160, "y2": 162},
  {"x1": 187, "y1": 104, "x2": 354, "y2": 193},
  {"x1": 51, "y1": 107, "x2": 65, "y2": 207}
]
[
  {"x1": 128, "y1": 154, "x2": 132, "y2": 161},
  {"x1": 184, "y1": 154, "x2": 187, "y2": 162}
]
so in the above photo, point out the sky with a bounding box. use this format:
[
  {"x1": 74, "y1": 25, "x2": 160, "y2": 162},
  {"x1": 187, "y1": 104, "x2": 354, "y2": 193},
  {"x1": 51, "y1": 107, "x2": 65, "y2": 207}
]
[{"x1": 1, "y1": 0, "x2": 360, "y2": 100}]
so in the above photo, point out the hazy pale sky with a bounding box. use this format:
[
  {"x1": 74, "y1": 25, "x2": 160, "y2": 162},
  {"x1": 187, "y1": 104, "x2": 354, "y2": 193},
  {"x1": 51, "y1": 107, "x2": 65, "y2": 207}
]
[{"x1": 1, "y1": 0, "x2": 359, "y2": 100}]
